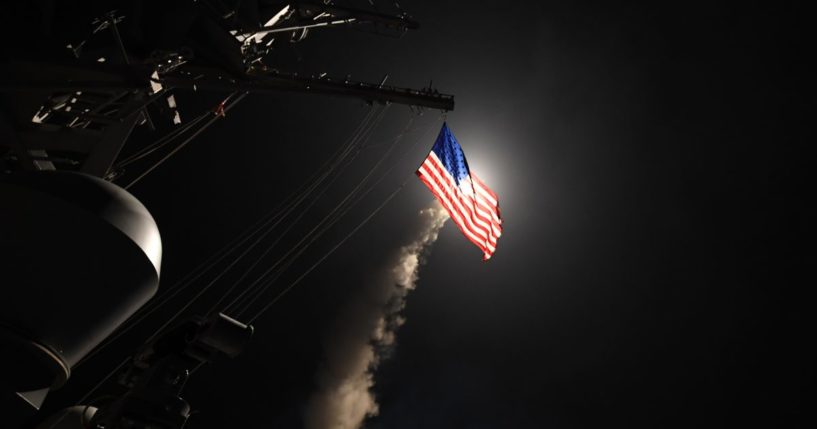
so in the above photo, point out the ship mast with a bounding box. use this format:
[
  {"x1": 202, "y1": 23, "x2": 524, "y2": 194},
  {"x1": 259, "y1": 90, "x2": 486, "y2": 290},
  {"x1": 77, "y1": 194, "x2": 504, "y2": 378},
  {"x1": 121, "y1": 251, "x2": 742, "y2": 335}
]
[{"x1": 0, "y1": 1, "x2": 454, "y2": 180}]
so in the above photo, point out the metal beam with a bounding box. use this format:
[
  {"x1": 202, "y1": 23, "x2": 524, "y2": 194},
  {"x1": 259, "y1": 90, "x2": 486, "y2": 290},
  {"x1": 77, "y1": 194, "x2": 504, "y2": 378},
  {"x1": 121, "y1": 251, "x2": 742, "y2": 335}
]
[
  {"x1": 1, "y1": 61, "x2": 454, "y2": 111},
  {"x1": 163, "y1": 68, "x2": 455, "y2": 111}
]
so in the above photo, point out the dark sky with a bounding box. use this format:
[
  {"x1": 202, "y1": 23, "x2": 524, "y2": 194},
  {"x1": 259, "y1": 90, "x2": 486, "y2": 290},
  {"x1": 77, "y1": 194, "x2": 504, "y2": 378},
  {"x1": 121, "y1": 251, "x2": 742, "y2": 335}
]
[{"x1": 21, "y1": 1, "x2": 813, "y2": 428}]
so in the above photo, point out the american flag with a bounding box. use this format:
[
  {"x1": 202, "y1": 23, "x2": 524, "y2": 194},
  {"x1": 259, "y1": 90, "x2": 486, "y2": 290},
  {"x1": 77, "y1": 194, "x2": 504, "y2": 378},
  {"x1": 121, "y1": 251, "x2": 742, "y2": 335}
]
[{"x1": 416, "y1": 123, "x2": 503, "y2": 260}]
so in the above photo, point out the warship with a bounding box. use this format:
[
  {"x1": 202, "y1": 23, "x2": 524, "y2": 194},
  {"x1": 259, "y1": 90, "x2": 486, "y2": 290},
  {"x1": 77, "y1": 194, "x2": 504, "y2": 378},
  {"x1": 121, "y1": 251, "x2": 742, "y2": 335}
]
[{"x1": 0, "y1": 1, "x2": 453, "y2": 427}]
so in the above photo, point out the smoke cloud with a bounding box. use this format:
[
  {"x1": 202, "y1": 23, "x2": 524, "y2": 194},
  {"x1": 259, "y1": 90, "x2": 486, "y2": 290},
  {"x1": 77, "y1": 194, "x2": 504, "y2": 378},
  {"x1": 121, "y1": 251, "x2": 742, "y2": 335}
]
[{"x1": 304, "y1": 204, "x2": 449, "y2": 429}]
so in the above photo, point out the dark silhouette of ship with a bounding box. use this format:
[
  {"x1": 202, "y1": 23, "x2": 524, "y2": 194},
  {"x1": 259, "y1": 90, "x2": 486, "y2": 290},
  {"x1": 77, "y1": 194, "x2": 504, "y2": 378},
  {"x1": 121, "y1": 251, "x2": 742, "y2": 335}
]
[{"x1": 0, "y1": 1, "x2": 453, "y2": 427}]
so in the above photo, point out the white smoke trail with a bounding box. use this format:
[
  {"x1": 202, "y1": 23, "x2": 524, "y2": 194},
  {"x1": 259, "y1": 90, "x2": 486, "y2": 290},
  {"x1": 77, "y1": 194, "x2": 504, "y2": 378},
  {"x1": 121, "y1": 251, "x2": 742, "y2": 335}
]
[{"x1": 304, "y1": 204, "x2": 449, "y2": 429}]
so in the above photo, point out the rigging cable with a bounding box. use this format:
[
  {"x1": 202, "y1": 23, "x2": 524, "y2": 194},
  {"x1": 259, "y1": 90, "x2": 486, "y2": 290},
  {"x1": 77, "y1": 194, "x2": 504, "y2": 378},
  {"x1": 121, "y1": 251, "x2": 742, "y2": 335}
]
[
  {"x1": 232, "y1": 124, "x2": 425, "y2": 318},
  {"x1": 117, "y1": 91, "x2": 244, "y2": 168},
  {"x1": 204, "y1": 107, "x2": 390, "y2": 316},
  {"x1": 248, "y1": 179, "x2": 408, "y2": 324},
  {"x1": 116, "y1": 111, "x2": 211, "y2": 168},
  {"x1": 44, "y1": 357, "x2": 130, "y2": 429},
  {"x1": 75, "y1": 105, "x2": 384, "y2": 367},
  {"x1": 124, "y1": 92, "x2": 248, "y2": 189},
  {"x1": 59, "y1": 111, "x2": 437, "y2": 429},
  {"x1": 132, "y1": 105, "x2": 391, "y2": 345},
  {"x1": 243, "y1": 114, "x2": 444, "y2": 322},
  {"x1": 225, "y1": 113, "x2": 413, "y2": 314},
  {"x1": 229, "y1": 113, "x2": 421, "y2": 317}
]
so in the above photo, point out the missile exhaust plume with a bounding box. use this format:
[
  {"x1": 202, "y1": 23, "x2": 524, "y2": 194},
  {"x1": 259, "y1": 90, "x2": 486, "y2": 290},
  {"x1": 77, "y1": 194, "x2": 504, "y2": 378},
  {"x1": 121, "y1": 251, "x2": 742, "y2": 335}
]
[{"x1": 304, "y1": 204, "x2": 449, "y2": 429}]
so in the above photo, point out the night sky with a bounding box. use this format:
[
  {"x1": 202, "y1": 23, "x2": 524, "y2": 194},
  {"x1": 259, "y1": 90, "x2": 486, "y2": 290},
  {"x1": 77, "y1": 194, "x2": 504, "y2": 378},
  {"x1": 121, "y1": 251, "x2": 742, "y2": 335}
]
[{"x1": 13, "y1": 1, "x2": 813, "y2": 428}]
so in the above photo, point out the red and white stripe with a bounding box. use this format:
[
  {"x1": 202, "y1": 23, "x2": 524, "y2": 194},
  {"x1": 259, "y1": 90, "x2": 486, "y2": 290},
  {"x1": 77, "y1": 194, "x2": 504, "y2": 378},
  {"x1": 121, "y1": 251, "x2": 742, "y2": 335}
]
[{"x1": 416, "y1": 152, "x2": 503, "y2": 260}]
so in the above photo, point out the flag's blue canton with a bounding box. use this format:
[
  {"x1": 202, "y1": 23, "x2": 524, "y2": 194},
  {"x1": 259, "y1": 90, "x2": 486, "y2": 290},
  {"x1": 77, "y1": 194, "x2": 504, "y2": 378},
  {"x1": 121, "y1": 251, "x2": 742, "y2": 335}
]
[{"x1": 431, "y1": 123, "x2": 471, "y2": 187}]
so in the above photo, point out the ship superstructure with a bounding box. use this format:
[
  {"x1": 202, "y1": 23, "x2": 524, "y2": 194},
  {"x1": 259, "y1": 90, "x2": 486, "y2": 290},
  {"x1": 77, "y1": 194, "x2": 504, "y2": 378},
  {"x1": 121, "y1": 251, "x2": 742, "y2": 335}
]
[{"x1": 0, "y1": 1, "x2": 453, "y2": 427}]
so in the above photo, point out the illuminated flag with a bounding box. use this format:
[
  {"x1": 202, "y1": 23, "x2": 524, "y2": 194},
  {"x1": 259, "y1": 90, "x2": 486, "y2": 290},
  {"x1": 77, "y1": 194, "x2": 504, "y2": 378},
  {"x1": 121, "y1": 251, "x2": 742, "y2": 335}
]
[{"x1": 416, "y1": 123, "x2": 503, "y2": 260}]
